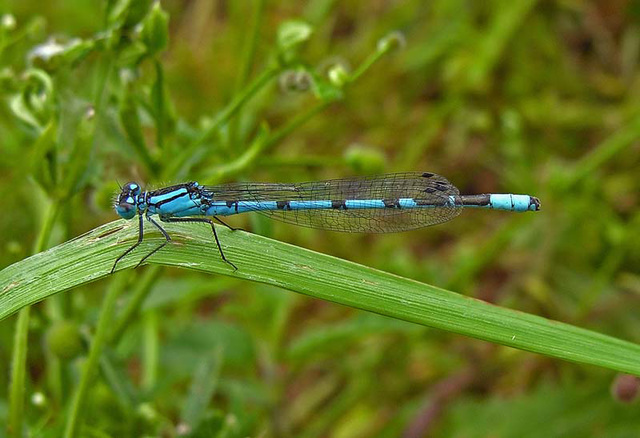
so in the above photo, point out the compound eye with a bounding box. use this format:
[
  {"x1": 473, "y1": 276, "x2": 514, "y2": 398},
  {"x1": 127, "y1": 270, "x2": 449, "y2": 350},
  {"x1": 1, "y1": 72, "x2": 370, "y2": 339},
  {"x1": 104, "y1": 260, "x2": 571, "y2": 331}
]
[
  {"x1": 115, "y1": 196, "x2": 136, "y2": 219},
  {"x1": 114, "y1": 182, "x2": 141, "y2": 220},
  {"x1": 123, "y1": 182, "x2": 140, "y2": 195}
]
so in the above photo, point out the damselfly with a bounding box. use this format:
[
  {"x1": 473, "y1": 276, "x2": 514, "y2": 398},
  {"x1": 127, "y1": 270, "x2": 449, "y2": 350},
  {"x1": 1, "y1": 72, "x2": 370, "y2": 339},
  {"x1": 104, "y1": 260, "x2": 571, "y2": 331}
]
[{"x1": 112, "y1": 172, "x2": 540, "y2": 273}]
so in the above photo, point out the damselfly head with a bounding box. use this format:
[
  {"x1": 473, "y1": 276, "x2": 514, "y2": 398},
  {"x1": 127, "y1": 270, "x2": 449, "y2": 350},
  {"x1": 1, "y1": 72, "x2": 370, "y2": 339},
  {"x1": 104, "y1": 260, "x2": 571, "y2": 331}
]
[{"x1": 115, "y1": 182, "x2": 141, "y2": 220}]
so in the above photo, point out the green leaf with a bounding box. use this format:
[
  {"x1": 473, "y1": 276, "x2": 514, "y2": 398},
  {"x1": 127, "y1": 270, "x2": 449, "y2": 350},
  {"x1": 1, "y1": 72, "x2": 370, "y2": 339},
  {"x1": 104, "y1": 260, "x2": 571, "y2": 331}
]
[
  {"x1": 277, "y1": 20, "x2": 313, "y2": 50},
  {"x1": 117, "y1": 40, "x2": 148, "y2": 66},
  {"x1": 276, "y1": 20, "x2": 313, "y2": 63},
  {"x1": 10, "y1": 69, "x2": 55, "y2": 132},
  {"x1": 28, "y1": 38, "x2": 95, "y2": 70},
  {"x1": 150, "y1": 60, "x2": 176, "y2": 150},
  {"x1": 10, "y1": 92, "x2": 43, "y2": 130},
  {"x1": 61, "y1": 106, "x2": 96, "y2": 198},
  {"x1": 30, "y1": 120, "x2": 58, "y2": 193},
  {"x1": 107, "y1": 0, "x2": 152, "y2": 29},
  {"x1": 106, "y1": 0, "x2": 134, "y2": 27},
  {"x1": 140, "y1": 1, "x2": 169, "y2": 56},
  {"x1": 59, "y1": 39, "x2": 95, "y2": 67},
  {"x1": 118, "y1": 82, "x2": 158, "y2": 174},
  {"x1": 310, "y1": 72, "x2": 343, "y2": 102},
  {"x1": 1, "y1": 221, "x2": 640, "y2": 376}
]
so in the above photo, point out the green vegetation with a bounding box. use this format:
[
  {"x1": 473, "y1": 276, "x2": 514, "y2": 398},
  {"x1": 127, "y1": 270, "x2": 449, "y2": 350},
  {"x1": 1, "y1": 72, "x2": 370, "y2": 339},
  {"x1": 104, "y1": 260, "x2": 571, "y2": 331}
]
[{"x1": 0, "y1": 1, "x2": 639, "y2": 436}]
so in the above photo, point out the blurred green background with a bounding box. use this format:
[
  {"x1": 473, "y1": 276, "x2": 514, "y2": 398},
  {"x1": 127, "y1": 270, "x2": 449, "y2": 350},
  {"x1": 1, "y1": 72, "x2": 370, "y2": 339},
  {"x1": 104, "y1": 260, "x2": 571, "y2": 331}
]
[{"x1": 1, "y1": 0, "x2": 639, "y2": 436}]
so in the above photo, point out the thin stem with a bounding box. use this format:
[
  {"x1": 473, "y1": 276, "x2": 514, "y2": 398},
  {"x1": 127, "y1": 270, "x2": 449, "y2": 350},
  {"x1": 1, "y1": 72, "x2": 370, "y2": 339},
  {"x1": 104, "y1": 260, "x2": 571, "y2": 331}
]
[
  {"x1": 199, "y1": 66, "x2": 278, "y2": 145},
  {"x1": 235, "y1": 0, "x2": 265, "y2": 91},
  {"x1": 202, "y1": 130, "x2": 268, "y2": 183},
  {"x1": 64, "y1": 272, "x2": 127, "y2": 438},
  {"x1": 8, "y1": 200, "x2": 60, "y2": 438},
  {"x1": 202, "y1": 100, "x2": 331, "y2": 183},
  {"x1": 168, "y1": 66, "x2": 280, "y2": 179},
  {"x1": 228, "y1": 0, "x2": 265, "y2": 149},
  {"x1": 153, "y1": 60, "x2": 166, "y2": 152},
  {"x1": 7, "y1": 307, "x2": 30, "y2": 438},
  {"x1": 263, "y1": 101, "x2": 331, "y2": 149},
  {"x1": 33, "y1": 201, "x2": 61, "y2": 254},
  {"x1": 348, "y1": 45, "x2": 391, "y2": 84}
]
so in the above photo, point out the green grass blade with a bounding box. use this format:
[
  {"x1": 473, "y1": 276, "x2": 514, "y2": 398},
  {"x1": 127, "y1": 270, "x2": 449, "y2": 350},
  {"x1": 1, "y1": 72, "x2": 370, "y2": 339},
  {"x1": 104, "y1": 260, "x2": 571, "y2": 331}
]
[{"x1": 1, "y1": 220, "x2": 640, "y2": 376}]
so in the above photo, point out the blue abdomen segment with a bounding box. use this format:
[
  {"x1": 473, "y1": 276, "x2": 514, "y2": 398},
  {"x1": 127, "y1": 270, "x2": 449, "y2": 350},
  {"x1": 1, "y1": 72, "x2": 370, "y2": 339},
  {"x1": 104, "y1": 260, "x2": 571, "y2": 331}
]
[
  {"x1": 460, "y1": 194, "x2": 540, "y2": 212},
  {"x1": 203, "y1": 197, "x2": 453, "y2": 216},
  {"x1": 489, "y1": 194, "x2": 539, "y2": 212}
]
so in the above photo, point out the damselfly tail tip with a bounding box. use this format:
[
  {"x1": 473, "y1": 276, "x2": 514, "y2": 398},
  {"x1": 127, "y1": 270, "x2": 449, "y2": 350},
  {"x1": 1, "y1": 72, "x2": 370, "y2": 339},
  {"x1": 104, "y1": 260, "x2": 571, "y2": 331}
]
[{"x1": 531, "y1": 197, "x2": 541, "y2": 211}]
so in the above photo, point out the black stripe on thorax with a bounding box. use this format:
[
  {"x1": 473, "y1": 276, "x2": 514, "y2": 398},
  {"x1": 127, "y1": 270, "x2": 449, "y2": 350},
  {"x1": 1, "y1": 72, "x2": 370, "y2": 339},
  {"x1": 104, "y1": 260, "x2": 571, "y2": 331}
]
[
  {"x1": 151, "y1": 183, "x2": 191, "y2": 196},
  {"x1": 150, "y1": 182, "x2": 202, "y2": 207},
  {"x1": 153, "y1": 191, "x2": 189, "y2": 208}
]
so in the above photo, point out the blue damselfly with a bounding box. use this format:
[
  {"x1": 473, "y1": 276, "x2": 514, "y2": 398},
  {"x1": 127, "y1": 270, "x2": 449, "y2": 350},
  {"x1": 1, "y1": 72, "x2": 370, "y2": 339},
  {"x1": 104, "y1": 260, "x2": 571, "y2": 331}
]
[{"x1": 112, "y1": 172, "x2": 540, "y2": 272}]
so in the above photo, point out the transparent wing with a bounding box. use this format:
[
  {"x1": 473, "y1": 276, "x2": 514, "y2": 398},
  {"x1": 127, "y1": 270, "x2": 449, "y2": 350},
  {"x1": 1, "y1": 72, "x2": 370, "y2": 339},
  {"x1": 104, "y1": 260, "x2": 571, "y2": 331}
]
[{"x1": 203, "y1": 172, "x2": 462, "y2": 233}]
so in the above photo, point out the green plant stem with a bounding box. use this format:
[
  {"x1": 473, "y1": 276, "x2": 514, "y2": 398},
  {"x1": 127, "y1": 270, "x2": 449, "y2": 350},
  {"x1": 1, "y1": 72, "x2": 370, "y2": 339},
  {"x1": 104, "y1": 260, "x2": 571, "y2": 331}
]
[
  {"x1": 7, "y1": 306, "x2": 30, "y2": 438},
  {"x1": 64, "y1": 272, "x2": 127, "y2": 438},
  {"x1": 120, "y1": 84, "x2": 159, "y2": 176},
  {"x1": 8, "y1": 200, "x2": 60, "y2": 438},
  {"x1": 203, "y1": 100, "x2": 331, "y2": 183},
  {"x1": 264, "y1": 101, "x2": 331, "y2": 150},
  {"x1": 33, "y1": 201, "x2": 60, "y2": 254},
  {"x1": 463, "y1": 0, "x2": 536, "y2": 90},
  {"x1": 202, "y1": 127, "x2": 269, "y2": 183},
  {"x1": 236, "y1": 0, "x2": 264, "y2": 91},
  {"x1": 45, "y1": 349, "x2": 63, "y2": 408},
  {"x1": 197, "y1": 65, "x2": 278, "y2": 144},
  {"x1": 169, "y1": 65, "x2": 280, "y2": 179},
  {"x1": 228, "y1": 0, "x2": 265, "y2": 149},
  {"x1": 153, "y1": 60, "x2": 166, "y2": 152},
  {"x1": 348, "y1": 43, "x2": 394, "y2": 85}
]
